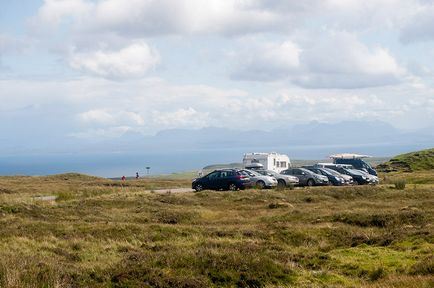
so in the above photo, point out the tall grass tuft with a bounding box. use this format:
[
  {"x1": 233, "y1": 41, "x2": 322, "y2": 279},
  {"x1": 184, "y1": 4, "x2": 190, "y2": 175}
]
[{"x1": 394, "y1": 180, "x2": 406, "y2": 190}]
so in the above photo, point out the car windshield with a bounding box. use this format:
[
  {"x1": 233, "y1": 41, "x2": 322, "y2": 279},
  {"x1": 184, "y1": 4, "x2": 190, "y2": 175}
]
[
  {"x1": 322, "y1": 168, "x2": 342, "y2": 177},
  {"x1": 264, "y1": 170, "x2": 278, "y2": 177},
  {"x1": 299, "y1": 168, "x2": 312, "y2": 174},
  {"x1": 242, "y1": 169, "x2": 261, "y2": 177},
  {"x1": 347, "y1": 169, "x2": 365, "y2": 175}
]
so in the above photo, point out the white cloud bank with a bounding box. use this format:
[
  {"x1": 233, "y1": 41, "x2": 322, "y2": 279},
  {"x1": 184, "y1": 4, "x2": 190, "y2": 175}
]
[
  {"x1": 1, "y1": 0, "x2": 433, "y2": 143},
  {"x1": 69, "y1": 41, "x2": 159, "y2": 79},
  {"x1": 232, "y1": 32, "x2": 404, "y2": 88}
]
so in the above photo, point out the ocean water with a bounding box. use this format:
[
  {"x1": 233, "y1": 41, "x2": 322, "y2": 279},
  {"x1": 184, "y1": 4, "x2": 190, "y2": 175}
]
[
  {"x1": 0, "y1": 143, "x2": 429, "y2": 178},
  {"x1": 0, "y1": 150, "x2": 244, "y2": 178}
]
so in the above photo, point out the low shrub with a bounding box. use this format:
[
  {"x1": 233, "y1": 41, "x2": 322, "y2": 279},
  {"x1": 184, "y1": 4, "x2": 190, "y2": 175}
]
[{"x1": 394, "y1": 180, "x2": 406, "y2": 190}]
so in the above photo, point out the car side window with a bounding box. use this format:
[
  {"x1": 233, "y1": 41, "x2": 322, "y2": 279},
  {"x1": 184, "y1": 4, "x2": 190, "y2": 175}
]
[
  {"x1": 220, "y1": 171, "x2": 228, "y2": 178},
  {"x1": 294, "y1": 169, "x2": 303, "y2": 175},
  {"x1": 283, "y1": 169, "x2": 293, "y2": 175},
  {"x1": 207, "y1": 172, "x2": 220, "y2": 180},
  {"x1": 243, "y1": 171, "x2": 255, "y2": 177}
]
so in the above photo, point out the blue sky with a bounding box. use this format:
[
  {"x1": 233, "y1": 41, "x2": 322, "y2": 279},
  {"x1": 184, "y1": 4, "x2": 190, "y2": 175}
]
[{"x1": 1, "y1": 0, "x2": 434, "y2": 154}]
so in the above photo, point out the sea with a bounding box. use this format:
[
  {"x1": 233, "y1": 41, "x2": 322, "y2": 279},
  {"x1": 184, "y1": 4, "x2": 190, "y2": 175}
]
[{"x1": 0, "y1": 143, "x2": 429, "y2": 178}]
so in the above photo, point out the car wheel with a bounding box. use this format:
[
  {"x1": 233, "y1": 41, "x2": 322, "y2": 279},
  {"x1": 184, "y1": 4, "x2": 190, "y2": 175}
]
[
  {"x1": 256, "y1": 180, "x2": 265, "y2": 189},
  {"x1": 194, "y1": 183, "x2": 203, "y2": 192},
  {"x1": 228, "y1": 183, "x2": 238, "y2": 191},
  {"x1": 277, "y1": 179, "x2": 286, "y2": 188},
  {"x1": 307, "y1": 179, "x2": 315, "y2": 187}
]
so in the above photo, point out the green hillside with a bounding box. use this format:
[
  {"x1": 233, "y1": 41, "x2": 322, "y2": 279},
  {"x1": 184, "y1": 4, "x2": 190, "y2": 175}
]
[{"x1": 377, "y1": 148, "x2": 434, "y2": 172}]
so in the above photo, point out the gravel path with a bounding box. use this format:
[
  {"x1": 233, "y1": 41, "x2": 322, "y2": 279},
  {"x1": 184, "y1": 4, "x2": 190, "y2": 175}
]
[{"x1": 149, "y1": 188, "x2": 194, "y2": 193}]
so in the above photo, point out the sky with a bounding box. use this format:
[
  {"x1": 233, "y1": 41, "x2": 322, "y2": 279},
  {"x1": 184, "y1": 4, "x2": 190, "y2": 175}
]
[{"x1": 1, "y1": 0, "x2": 434, "y2": 149}]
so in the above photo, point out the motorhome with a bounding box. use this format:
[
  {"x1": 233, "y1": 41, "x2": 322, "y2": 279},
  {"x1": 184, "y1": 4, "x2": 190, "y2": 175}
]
[{"x1": 243, "y1": 152, "x2": 290, "y2": 173}]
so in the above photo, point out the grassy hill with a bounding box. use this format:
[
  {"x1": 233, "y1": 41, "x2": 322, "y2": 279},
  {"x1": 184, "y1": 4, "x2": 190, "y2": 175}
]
[{"x1": 377, "y1": 148, "x2": 434, "y2": 172}]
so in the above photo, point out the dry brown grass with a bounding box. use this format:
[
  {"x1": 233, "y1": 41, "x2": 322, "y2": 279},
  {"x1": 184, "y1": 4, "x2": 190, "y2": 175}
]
[{"x1": 0, "y1": 172, "x2": 433, "y2": 287}]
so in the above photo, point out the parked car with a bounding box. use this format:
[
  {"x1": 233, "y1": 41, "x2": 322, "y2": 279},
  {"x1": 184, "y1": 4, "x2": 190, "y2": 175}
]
[
  {"x1": 192, "y1": 169, "x2": 252, "y2": 191},
  {"x1": 239, "y1": 169, "x2": 277, "y2": 189},
  {"x1": 325, "y1": 166, "x2": 375, "y2": 185},
  {"x1": 254, "y1": 169, "x2": 299, "y2": 188},
  {"x1": 357, "y1": 170, "x2": 379, "y2": 184},
  {"x1": 304, "y1": 166, "x2": 350, "y2": 186},
  {"x1": 281, "y1": 168, "x2": 329, "y2": 186},
  {"x1": 321, "y1": 167, "x2": 354, "y2": 185}
]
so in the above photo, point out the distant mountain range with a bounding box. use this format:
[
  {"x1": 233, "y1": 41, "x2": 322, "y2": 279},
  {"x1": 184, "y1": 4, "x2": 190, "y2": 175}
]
[
  {"x1": 5, "y1": 120, "x2": 434, "y2": 158},
  {"x1": 100, "y1": 120, "x2": 433, "y2": 157},
  {"x1": 2, "y1": 120, "x2": 433, "y2": 176}
]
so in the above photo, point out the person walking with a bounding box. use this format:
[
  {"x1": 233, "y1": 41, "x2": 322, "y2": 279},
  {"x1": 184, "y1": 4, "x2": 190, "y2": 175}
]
[{"x1": 136, "y1": 172, "x2": 139, "y2": 179}]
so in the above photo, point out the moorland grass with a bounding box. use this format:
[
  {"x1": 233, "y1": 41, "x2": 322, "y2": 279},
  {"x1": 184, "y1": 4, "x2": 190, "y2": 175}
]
[{"x1": 0, "y1": 173, "x2": 433, "y2": 287}]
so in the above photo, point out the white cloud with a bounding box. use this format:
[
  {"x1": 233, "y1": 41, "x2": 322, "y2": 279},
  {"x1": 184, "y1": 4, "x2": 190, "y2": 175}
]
[
  {"x1": 31, "y1": 0, "x2": 297, "y2": 37},
  {"x1": 152, "y1": 107, "x2": 209, "y2": 129},
  {"x1": 231, "y1": 40, "x2": 301, "y2": 81},
  {"x1": 79, "y1": 109, "x2": 145, "y2": 126},
  {"x1": 232, "y1": 32, "x2": 404, "y2": 88},
  {"x1": 79, "y1": 109, "x2": 113, "y2": 124},
  {"x1": 400, "y1": 4, "x2": 434, "y2": 42},
  {"x1": 295, "y1": 32, "x2": 404, "y2": 88},
  {"x1": 31, "y1": 0, "x2": 92, "y2": 28},
  {"x1": 31, "y1": 0, "x2": 424, "y2": 38},
  {"x1": 69, "y1": 40, "x2": 160, "y2": 79},
  {"x1": 1, "y1": 76, "x2": 433, "y2": 138},
  {"x1": 322, "y1": 0, "x2": 419, "y2": 31}
]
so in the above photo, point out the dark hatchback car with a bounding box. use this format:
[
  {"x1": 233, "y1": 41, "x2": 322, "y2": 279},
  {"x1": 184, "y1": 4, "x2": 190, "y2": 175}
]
[
  {"x1": 281, "y1": 168, "x2": 329, "y2": 186},
  {"x1": 192, "y1": 169, "x2": 252, "y2": 191},
  {"x1": 304, "y1": 166, "x2": 348, "y2": 186},
  {"x1": 327, "y1": 166, "x2": 372, "y2": 185}
]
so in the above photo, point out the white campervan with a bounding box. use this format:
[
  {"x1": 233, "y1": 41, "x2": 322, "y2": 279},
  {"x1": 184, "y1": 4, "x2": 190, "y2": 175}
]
[{"x1": 242, "y1": 152, "x2": 290, "y2": 173}]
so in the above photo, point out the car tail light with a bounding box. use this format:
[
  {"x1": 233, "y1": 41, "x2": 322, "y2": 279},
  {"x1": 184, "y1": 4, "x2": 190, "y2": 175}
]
[{"x1": 236, "y1": 175, "x2": 249, "y2": 180}]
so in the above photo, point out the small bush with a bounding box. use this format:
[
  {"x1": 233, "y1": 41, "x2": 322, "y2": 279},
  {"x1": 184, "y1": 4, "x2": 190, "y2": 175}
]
[
  {"x1": 268, "y1": 202, "x2": 290, "y2": 209},
  {"x1": 0, "y1": 188, "x2": 13, "y2": 194},
  {"x1": 0, "y1": 205, "x2": 20, "y2": 214},
  {"x1": 394, "y1": 180, "x2": 406, "y2": 190}
]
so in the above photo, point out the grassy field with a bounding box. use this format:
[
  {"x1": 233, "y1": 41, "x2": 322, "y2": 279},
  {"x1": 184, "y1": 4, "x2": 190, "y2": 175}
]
[{"x1": 0, "y1": 173, "x2": 433, "y2": 287}]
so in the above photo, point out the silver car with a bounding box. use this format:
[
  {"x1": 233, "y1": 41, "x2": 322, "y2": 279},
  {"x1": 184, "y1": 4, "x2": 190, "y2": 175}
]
[
  {"x1": 255, "y1": 169, "x2": 299, "y2": 188},
  {"x1": 240, "y1": 169, "x2": 277, "y2": 189}
]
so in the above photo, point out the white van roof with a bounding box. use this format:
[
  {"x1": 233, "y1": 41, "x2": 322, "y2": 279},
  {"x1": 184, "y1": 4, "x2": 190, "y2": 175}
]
[{"x1": 330, "y1": 153, "x2": 372, "y2": 159}]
